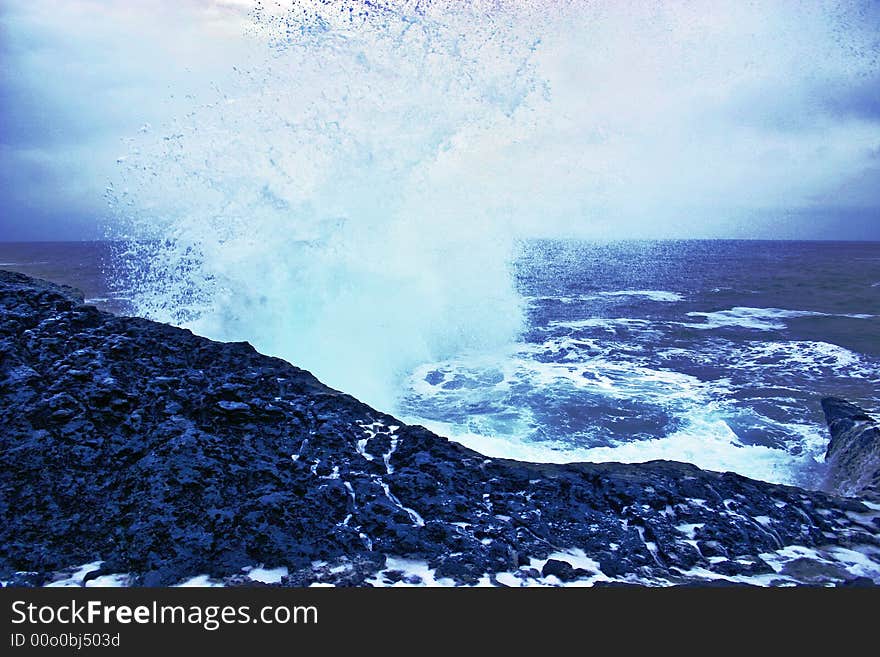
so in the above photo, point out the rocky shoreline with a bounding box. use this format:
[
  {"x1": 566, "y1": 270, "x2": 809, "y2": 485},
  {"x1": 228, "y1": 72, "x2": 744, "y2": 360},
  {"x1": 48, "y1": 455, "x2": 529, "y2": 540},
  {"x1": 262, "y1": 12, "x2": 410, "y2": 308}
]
[{"x1": 1, "y1": 270, "x2": 878, "y2": 587}]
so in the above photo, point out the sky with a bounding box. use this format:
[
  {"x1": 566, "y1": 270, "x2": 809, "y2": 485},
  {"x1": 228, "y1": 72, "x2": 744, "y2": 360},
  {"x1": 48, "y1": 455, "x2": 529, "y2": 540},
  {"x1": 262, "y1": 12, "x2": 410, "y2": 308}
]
[
  {"x1": 1, "y1": 0, "x2": 879, "y2": 241},
  {"x1": 0, "y1": 0, "x2": 251, "y2": 240}
]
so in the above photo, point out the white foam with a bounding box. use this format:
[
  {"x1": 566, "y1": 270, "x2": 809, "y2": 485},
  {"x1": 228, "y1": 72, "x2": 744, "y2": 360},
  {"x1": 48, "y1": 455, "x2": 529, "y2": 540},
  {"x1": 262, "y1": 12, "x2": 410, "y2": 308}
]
[
  {"x1": 418, "y1": 413, "x2": 810, "y2": 485},
  {"x1": 718, "y1": 340, "x2": 876, "y2": 384},
  {"x1": 248, "y1": 566, "x2": 288, "y2": 584},
  {"x1": 756, "y1": 544, "x2": 880, "y2": 584},
  {"x1": 684, "y1": 307, "x2": 874, "y2": 330},
  {"x1": 676, "y1": 523, "x2": 704, "y2": 539},
  {"x1": 549, "y1": 317, "x2": 653, "y2": 331},
  {"x1": 177, "y1": 574, "x2": 223, "y2": 587},
  {"x1": 402, "y1": 332, "x2": 873, "y2": 487},
  {"x1": 84, "y1": 574, "x2": 130, "y2": 587},
  {"x1": 376, "y1": 479, "x2": 425, "y2": 527},
  {"x1": 825, "y1": 547, "x2": 880, "y2": 580},
  {"x1": 383, "y1": 434, "x2": 399, "y2": 475},
  {"x1": 44, "y1": 561, "x2": 103, "y2": 587},
  {"x1": 545, "y1": 548, "x2": 605, "y2": 573},
  {"x1": 741, "y1": 340, "x2": 862, "y2": 371},
  {"x1": 672, "y1": 564, "x2": 788, "y2": 586},
  {"x1": 366, "y1": 558, "x2": 455, "y2": 587},
  {"x1": 599, "y1": 290, "x2": 684, "y2": 302},
  {"x1": 410, "y1": 347, "x2": 708, "y2": 409},
  {"x1": 367, "y1": 551, "x2": 612, "y2": 587},
  {"x1": 527, "y1": 290, "x2": 683, "y2": 304},
  {"x1": 495, "y1": 572, "x2": 522, "y2": 587}
]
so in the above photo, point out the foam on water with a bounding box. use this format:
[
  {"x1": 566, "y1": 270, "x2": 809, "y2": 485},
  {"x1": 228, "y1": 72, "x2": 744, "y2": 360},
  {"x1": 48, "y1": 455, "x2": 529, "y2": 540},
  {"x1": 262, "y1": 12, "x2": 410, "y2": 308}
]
[
  {"x1": 600, "y1": 290, "x2": 684, "y2": 302},
  {"x1": 740, "y1": 340, "x2": 863, "y2": 370},
  {"x1": 527, "y1": 290, "x2": 683, "y2": 304},
  {"x1": 400, "y1": 330, "x2": 877, "y2": 485},
  {"x1": 415, "y1": 411, "x2": 813, "y2": 486},
  {"x1": 547, "y1": 318, "x2": 654, "y2": 332},
  {"x1": 684, "y1": 307, "x2": 875, "y2": 331}
]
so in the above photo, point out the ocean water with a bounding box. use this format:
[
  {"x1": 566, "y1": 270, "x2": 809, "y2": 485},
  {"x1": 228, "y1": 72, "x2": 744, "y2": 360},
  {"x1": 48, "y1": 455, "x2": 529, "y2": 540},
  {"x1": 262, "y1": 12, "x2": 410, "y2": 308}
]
[
  {"x1": 0, "y1": 242, "x2": 131, "y2": 315},
  {"x1": 2, "y1": 239, "x2": 877, "y2": 487},
  {"x1": 399, "y1": 239, "x2": 880, "y2": 487}
]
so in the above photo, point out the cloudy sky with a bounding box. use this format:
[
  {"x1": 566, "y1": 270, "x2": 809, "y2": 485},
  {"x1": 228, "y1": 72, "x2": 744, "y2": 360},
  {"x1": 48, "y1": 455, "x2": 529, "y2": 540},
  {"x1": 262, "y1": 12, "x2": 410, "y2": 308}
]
[
  {"x1": 1, "y1": 0, "x2": 879, "y2": 241},
  {"x1": 0, "y1": 0, "x2": 251, "y2": 240}
]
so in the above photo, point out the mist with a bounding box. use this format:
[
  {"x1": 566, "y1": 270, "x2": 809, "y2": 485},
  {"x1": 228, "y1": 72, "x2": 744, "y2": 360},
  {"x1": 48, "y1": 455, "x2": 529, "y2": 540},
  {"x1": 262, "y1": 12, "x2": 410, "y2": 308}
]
[{"x1": 1, "y1": 0, "x2": 879, "y2": 241}]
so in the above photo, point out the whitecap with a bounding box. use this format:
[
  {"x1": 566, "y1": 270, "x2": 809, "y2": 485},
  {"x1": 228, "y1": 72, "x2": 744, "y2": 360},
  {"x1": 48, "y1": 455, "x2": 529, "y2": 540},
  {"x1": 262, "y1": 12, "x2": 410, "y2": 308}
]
[
  {"x1": 526, "y1": 290, "x2": 683, "y2": 304},
  {"x1": 599, "y1": 290, "x2": 684, "y2": 302},
  {"x1": 683, "y1": 307, "x2": 874, "y2": 331},
  {"x1": 548, "y1": 317, "x2": 653, "y2": 331}
]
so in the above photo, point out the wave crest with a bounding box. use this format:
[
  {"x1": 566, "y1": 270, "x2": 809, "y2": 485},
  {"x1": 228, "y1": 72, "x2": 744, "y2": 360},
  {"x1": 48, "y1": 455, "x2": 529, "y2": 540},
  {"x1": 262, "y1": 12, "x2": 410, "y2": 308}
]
[{"x1": 108, "y1": 1, "x2": 550, "y2": 407}]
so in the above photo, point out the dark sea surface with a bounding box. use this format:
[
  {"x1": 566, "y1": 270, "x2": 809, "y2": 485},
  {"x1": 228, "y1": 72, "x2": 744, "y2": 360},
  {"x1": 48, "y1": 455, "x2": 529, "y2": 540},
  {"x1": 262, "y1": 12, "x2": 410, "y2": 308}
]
[
  {"x1": 2, "y1": 239, "x2": 878, "y2": 485},
  {"x1": 0, "y1": 242, "x2": 127, "y2": 314}
]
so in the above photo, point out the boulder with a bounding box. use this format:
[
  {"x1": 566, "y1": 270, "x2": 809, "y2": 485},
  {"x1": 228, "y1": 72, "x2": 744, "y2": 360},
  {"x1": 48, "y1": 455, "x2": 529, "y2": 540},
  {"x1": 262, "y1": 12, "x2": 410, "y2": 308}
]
[{"x1": 821, "y1": 397, "x2": 880, "y2": 501}]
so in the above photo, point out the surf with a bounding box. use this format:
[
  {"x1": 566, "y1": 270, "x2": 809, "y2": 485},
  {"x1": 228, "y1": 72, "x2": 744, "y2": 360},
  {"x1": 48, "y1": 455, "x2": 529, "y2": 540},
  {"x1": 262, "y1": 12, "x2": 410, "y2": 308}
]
[
  {"x1": 108, "y1": 1, "x2": 549, "y2": 409},
  {"x1": 105, "y1": 1, "x2": 880, "y2": 486}
]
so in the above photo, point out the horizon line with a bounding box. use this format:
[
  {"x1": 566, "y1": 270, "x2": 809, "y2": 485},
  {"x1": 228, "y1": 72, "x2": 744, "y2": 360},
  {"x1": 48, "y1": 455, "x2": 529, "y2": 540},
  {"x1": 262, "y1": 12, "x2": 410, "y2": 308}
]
[{"x1": 2, "y1": 237, "x2": 880, "y2": 245}]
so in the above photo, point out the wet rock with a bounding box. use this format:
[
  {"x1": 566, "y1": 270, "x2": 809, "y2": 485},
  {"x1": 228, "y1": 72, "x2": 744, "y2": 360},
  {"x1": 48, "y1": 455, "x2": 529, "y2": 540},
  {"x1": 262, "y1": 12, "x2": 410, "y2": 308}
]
[
  {"x1": 821, "y1": 397, "x2": 880, "y2": 501},
  {"x1": 839, "y1": 577, "x2": 876, "y2": 588},
  {"x1": 780, "y1": 557, "x2": 851, "y2": 583},
  {"x1": 1, "y1": 269, "x2": 879, "y2": 588},
  {"x1": 216, "y1": 400, "x2": 251, "y2": 413},
  {"x1": 541, "y1": 559, "x2": 592, "y2": 581}
]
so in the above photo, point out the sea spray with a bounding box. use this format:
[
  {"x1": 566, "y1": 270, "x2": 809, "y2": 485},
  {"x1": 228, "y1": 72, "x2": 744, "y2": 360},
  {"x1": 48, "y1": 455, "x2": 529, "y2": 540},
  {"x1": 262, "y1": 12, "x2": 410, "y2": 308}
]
[
  {"x1": 104, "y1": 0, "x2": 880, "y2": 479},
  {"x1": 109, "y1": 1, "x2": 549, "y2": 409}
]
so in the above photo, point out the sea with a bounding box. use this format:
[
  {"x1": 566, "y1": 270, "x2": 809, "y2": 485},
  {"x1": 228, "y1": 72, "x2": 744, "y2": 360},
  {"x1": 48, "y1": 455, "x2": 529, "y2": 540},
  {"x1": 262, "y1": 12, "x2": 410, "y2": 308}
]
[{"x1": 1, "y1": 239, "x2": 878, "y2": 488}]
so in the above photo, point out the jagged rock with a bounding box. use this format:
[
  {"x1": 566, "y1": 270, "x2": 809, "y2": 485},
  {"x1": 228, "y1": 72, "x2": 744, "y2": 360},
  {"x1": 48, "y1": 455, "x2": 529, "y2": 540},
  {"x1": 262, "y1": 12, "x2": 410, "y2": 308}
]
[
  {"x1": 541, "y1": 559, "x2": 592, "y2": 581},
  {"x1": 821, "y1": 397, "x2": 880, "y2": 502},
  {"x1": 1, "y1": 270, "x2": 879, "y2": 587}
]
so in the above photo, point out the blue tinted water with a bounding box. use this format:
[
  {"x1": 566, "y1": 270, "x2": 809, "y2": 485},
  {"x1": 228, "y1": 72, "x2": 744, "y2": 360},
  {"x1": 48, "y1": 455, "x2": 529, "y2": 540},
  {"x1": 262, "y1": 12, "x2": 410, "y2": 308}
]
[{"x1": 2, "y1": 239, "x2": 877, "y2": 485}]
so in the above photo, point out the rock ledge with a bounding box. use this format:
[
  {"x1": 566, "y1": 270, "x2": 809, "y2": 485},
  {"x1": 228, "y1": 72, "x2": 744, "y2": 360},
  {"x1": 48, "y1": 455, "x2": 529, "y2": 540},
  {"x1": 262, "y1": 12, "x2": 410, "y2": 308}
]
[{"x1": 1, "y1": 270, "x2": 878, "y2": 587}]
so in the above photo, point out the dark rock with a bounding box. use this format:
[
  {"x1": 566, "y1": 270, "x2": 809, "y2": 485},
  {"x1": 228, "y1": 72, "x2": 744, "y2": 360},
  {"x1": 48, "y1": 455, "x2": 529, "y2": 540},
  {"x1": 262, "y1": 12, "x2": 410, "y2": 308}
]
[
  {"x1": 591, "y1": 581, "x2": 645, "y2": 588},
  {"x1": 541, "y1": 559, "x2": 592, "y2": 581},
  {"x1": 542, "y1": 559, "x2": 573, "y2": 580},
  {"x1": 1, "y1": 270, "x2": 879, "y2": 588},
  {"x1": 839, "y1": 577, "x2": 876, "y2": 588},
  {"x1": 821, "y1": 397, "x2": 880, "y2": 501},
  {"x1": 779, "y1": 557, "x2": 850, "y2": 583},
  {"x1": 677, "y1": 579, "x2": 758, "y2": 588},
  {"x1": 216, "y1": 400, "x2": 251, "y2": 413},
  {"x1": 712, "y1": 559, "x2": 774, "y2": 577}
]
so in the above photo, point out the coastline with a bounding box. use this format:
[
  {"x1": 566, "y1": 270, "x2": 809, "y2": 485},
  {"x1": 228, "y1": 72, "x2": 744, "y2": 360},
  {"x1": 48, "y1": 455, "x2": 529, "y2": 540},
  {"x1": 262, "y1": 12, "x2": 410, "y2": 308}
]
[{"x1": 1, "y1": 269, "x2": 879, "y2": 587}]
